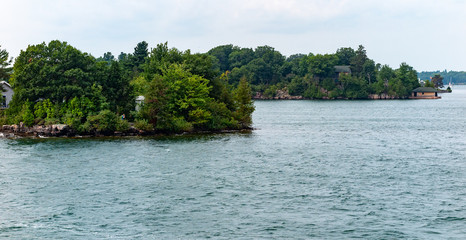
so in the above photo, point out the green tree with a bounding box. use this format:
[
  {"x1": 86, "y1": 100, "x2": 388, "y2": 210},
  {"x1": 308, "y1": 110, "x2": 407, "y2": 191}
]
[
  {"x1": 0, "y1": 45, "x2": 12, "y2": 81},
  {"x1": 183, "y1": 52, "x2": 219, "y2": 80},
  {"x1": 335, "y1": 47, "x2": 355, "y2": 65},
  {"x1": 431, "y1": 74, "x2": 444, "y2": 88},
  {"x1": 132, "y1": 41, "x2": 149, "y2": 72},
  {"x1": 207, "y1": 44, "x2": 239, "y2": 72},
  {"x1": 308, "y1": 54, "x2": 338, "y2": 79},
  {"x1": 144, "y1": 42, "x2": 184, "y2": 78},
  {"x1": 96, "y1": 52, "x2": 115, "y2": 65},
  {"x1": 144, "y1": 64, "x2": 213, "y2": 132},
  {"x1": 229, "y1": 48, "x2": 255, "y2": 69},
  {"x1": 424, "y1": 79, "x2": 434, "y2": 88},
  {"x1": 395, "y1": 62, "x2": 420, "y2": 96},
  {"x1": 21, "y1": 102, "x2": 35, "y2": 126},
  {"x1": 8, "y1": 40, "x2": 96, "y2": 115},
  {"x1": 350, "y1": 45, "x2": 368, "y2": 77},
  {"x1": 234, "y1": 77, "x2": 255, "y2": 128},
  {"x1": 362, "y1": 59, "x2": 376, "y2": 85},
  {"x1": 375, "y1": 65, "x2": 395, "y2": 94}
]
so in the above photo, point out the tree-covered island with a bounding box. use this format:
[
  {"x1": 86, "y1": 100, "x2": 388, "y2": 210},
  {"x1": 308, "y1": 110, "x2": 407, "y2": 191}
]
[{"x1": 0, "y1": 41, "x2": 421, "y2": 136}]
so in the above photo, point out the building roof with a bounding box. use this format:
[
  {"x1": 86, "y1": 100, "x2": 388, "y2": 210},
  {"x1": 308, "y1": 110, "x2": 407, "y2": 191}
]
[
  {"x1": 1, "y1": 81, "x2": 13, "y2": 92},
  {"x1": 334, "y1": 65, "x2": 351, "y2": 73},
  {"x1": 0, "y1": 81, "x2": 12, "y2": 89},
  {"x1": 412, "y1": 87, "x2": 438, "y2": 93}
]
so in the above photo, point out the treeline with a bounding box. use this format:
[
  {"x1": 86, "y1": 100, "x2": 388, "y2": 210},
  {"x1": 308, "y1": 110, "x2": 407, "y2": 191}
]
[
  {"x1": 207, "y1": 45, "x2": 420, "y2": 99},
  {"x1": 0, "y1": 41, "x2": 254, "y2": 133},
  {"x1": 418, "y1": 70, "x2": 466, "y2": 85}
]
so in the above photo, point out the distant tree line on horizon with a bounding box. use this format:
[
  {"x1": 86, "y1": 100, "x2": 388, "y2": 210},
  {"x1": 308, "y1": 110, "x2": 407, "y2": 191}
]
[{"x1": 418, "y1": 70, "x2": 466, "y2": 85}]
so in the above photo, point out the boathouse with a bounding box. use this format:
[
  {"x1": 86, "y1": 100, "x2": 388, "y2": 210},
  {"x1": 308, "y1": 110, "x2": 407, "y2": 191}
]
[
  {"x1": 1, "y1": 81, "x2": 14, "y2": 108},
  {"x1": 411, "y1": 87, "x2": 440, "y2": 99}
]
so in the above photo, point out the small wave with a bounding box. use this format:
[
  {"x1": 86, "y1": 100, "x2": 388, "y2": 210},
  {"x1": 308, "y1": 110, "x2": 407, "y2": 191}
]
[{"x1": 435, "y1": 216, "x2": 466, "y2": 222}]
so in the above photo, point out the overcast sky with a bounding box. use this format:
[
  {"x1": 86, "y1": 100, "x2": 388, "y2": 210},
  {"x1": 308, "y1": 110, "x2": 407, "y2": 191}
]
[{"x1": 2, "y1": 0, "x2": 465, "y2": 71}]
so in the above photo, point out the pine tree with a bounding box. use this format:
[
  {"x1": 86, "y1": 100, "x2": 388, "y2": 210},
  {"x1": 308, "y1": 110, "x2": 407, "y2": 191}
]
[{"x1": 235, "y1": 77, "x2": 255, "y2": 128}]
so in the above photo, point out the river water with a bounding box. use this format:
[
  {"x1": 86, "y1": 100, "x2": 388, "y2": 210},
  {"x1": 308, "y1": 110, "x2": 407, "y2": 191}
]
[{"x1": 1, "y1": 87, "x2": 465, "y2": 239}]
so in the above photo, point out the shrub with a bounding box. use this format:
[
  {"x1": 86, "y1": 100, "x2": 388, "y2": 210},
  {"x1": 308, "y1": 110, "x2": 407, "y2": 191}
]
[
  {"x1": 134, "y1": 119, "x2": 153, "y2": 131},
  {"x1": 116, "y1": 119, "x2": 130, "y2": 132},
  {"x1": 86, "y1": 110, "x2": 119, "y2": 134},
  {"x1": 21, "y1": 102, "x2": 35, "y2": 127}
]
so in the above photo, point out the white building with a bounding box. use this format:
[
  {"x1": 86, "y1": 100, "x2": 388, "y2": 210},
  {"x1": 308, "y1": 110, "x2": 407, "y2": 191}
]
[
  {"x1": 1, "y1": 81, "x2": 13, "y2": 108},
  {"x1": 135, "y1": 95, "x2": 145, "y2": 111}
]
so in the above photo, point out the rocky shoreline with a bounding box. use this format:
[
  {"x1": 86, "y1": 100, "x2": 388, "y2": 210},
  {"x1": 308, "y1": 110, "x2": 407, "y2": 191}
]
[
  {"x1": 0, "y1": 123, "x2": 145, "y2": 139},
  {"x1": 0, "y1": 123, "x2": 253, "y2": 139},
  {"x1": 252, "y1": 90, "x2": 408, "y2": 100}
]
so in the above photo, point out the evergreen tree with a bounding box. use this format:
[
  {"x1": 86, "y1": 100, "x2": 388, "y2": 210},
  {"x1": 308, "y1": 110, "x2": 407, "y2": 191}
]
[
  {"x1": 234, "y1": 77, "x2": 255, "y2": 128},
  {"x1": 0, "y1": 45, "x2": 12, "y2": 81}
]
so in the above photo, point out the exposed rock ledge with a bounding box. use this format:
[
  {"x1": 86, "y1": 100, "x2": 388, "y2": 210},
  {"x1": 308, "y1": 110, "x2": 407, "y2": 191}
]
[
  {"x1": 0, "y1": 123, "x2": 142, "y2": 139},
  {"x1": 253, "y1": 90, "x2": 304, "y2": 100},
  {"x1": 368, "y1": 94, "x2": 406, "y2": 99}
]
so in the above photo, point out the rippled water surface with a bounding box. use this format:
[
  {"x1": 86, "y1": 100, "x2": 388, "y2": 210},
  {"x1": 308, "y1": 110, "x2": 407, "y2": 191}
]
[{"x1": 1, "y1": 87, "x2": 466, "y2": 239}]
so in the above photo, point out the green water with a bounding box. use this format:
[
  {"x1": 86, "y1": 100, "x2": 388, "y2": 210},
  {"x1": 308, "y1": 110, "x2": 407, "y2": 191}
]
[{"x1": 1, "y1": 87, "x2": 465, "y2": 239}]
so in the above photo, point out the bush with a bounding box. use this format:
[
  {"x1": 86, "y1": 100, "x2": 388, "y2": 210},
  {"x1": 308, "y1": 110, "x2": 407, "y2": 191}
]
[
  {"x1": 134, "y1": 119, "x2": 153, "y2": 131},
  {"x1": 0, "y1": 115, "x2": 7, "y2": 126},
  {"x1": 21, "y1": 102, "x2": 35, "y2": 127},
  {"x1": 44, "y1": 117, "x2": 60, "y2": 125},
  {"x1": 116, "y1": 119, "x2": 130, "y2": 132},
  {"x1": 86, "y1": 110, "x2": 119, "y2": 134}
]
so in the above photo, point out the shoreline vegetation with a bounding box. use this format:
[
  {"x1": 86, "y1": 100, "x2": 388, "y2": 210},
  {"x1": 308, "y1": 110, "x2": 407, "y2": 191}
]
[{"x1": 0, "y1": 41, "x2": 447, "y2": 138}]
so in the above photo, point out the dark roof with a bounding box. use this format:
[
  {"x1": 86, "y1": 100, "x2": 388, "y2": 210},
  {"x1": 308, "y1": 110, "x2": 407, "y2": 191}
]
[
  {"x1": 412, "y1": 87, "x2": 438, "y2": 93},
  {"x1": 334, "y1": 65, "x2": 351, "y2": 73}
]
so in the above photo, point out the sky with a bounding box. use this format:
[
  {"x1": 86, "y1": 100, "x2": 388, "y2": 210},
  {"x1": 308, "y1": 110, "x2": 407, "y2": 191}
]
[{"x1": 1, "y1": 0, "x2": 465, "y2": 71}]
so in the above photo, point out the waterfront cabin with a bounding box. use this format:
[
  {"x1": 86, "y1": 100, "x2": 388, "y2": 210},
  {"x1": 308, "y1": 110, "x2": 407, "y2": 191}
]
[
  {"x1": 1, "y1": 81, "x2": 14, "y2": 108},
  {"x1": 411, "y1": 87, "x2": 440, "y2": 99},
  {"x1": 334, "y1": 66, "x2": 351, "y2": 80}
]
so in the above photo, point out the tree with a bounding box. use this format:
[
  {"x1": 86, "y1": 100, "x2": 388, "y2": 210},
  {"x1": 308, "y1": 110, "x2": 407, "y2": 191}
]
[
  {"x1": 431, "y1": 74, "x2": 444, "y2": 88},
  {"x1": 96, "y1": 52, "x2": 115, "y2": 64},
  {"x1": 132, "y1": 41, "x2": 149, "y2": 71},
  {"x1": 375, "y1": 65, "x2": 395, "y2": 94},
  {"x1": 144, "y1": 64, "x2": 213, "y2": 132},
  {"x1": 350, "y1": 45, "x2": 368, "y2": 76},
  {"x1": 0, "y1": 45, "x2": 13, "y2": 81},
  {"x1": 183, "y1": 52, "x2": 219, "y2": 80},
  {"x1": 144, "y1": 42, "x2": 183, "y2": 78},
  {"x1": 8, "y1": 40, "x2": 96, "y2": 115},
  {"x1": 362, "y1": 59, "x2": 376, "y2": 84},
  {"x1": 229, "y1": 48, "x2": 255, "y2": 69},
  {"x1": 207, "y1": 44, "x2": 239, "y2": 72},
  {"x1": 395, "y1": 62, "x2": 420, "y2": 95},
  {"x1": 98, "y1": 61, "x2": 134, "y2": 114},
  {"x1": 335, "y1": 47, "x2": 355, "y2": 65},
  {"x1": 308, "y1": 54, "x2": 338, "y2": 79},
  {"x1": 234, "y1": 77, "x2": 255, "y2": 128}
]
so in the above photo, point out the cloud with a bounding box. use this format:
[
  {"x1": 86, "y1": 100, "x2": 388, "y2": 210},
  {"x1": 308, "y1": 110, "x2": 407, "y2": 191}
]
[{"x1": 1, "y1": 0, "x2": 466, "y2": 70}]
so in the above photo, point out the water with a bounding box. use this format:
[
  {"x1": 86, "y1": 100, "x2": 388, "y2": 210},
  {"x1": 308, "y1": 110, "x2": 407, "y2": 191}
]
[{"x1": 1, "y1": 87, "x2": 465, "y2": 239}]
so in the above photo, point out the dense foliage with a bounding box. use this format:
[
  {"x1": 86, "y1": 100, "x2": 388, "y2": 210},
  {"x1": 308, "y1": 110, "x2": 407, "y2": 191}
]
[
  {"x1": 4, "y1": 41, "x2": 254, "y2": 133},
  {"x1": 208, "y1": 44, "x2": 420, "y2": 99}
]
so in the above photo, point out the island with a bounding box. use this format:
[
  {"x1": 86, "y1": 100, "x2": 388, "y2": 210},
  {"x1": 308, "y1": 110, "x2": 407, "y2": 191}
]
[{"x1": 0, "y1": 41, "x2": 441, "y2": 138}]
